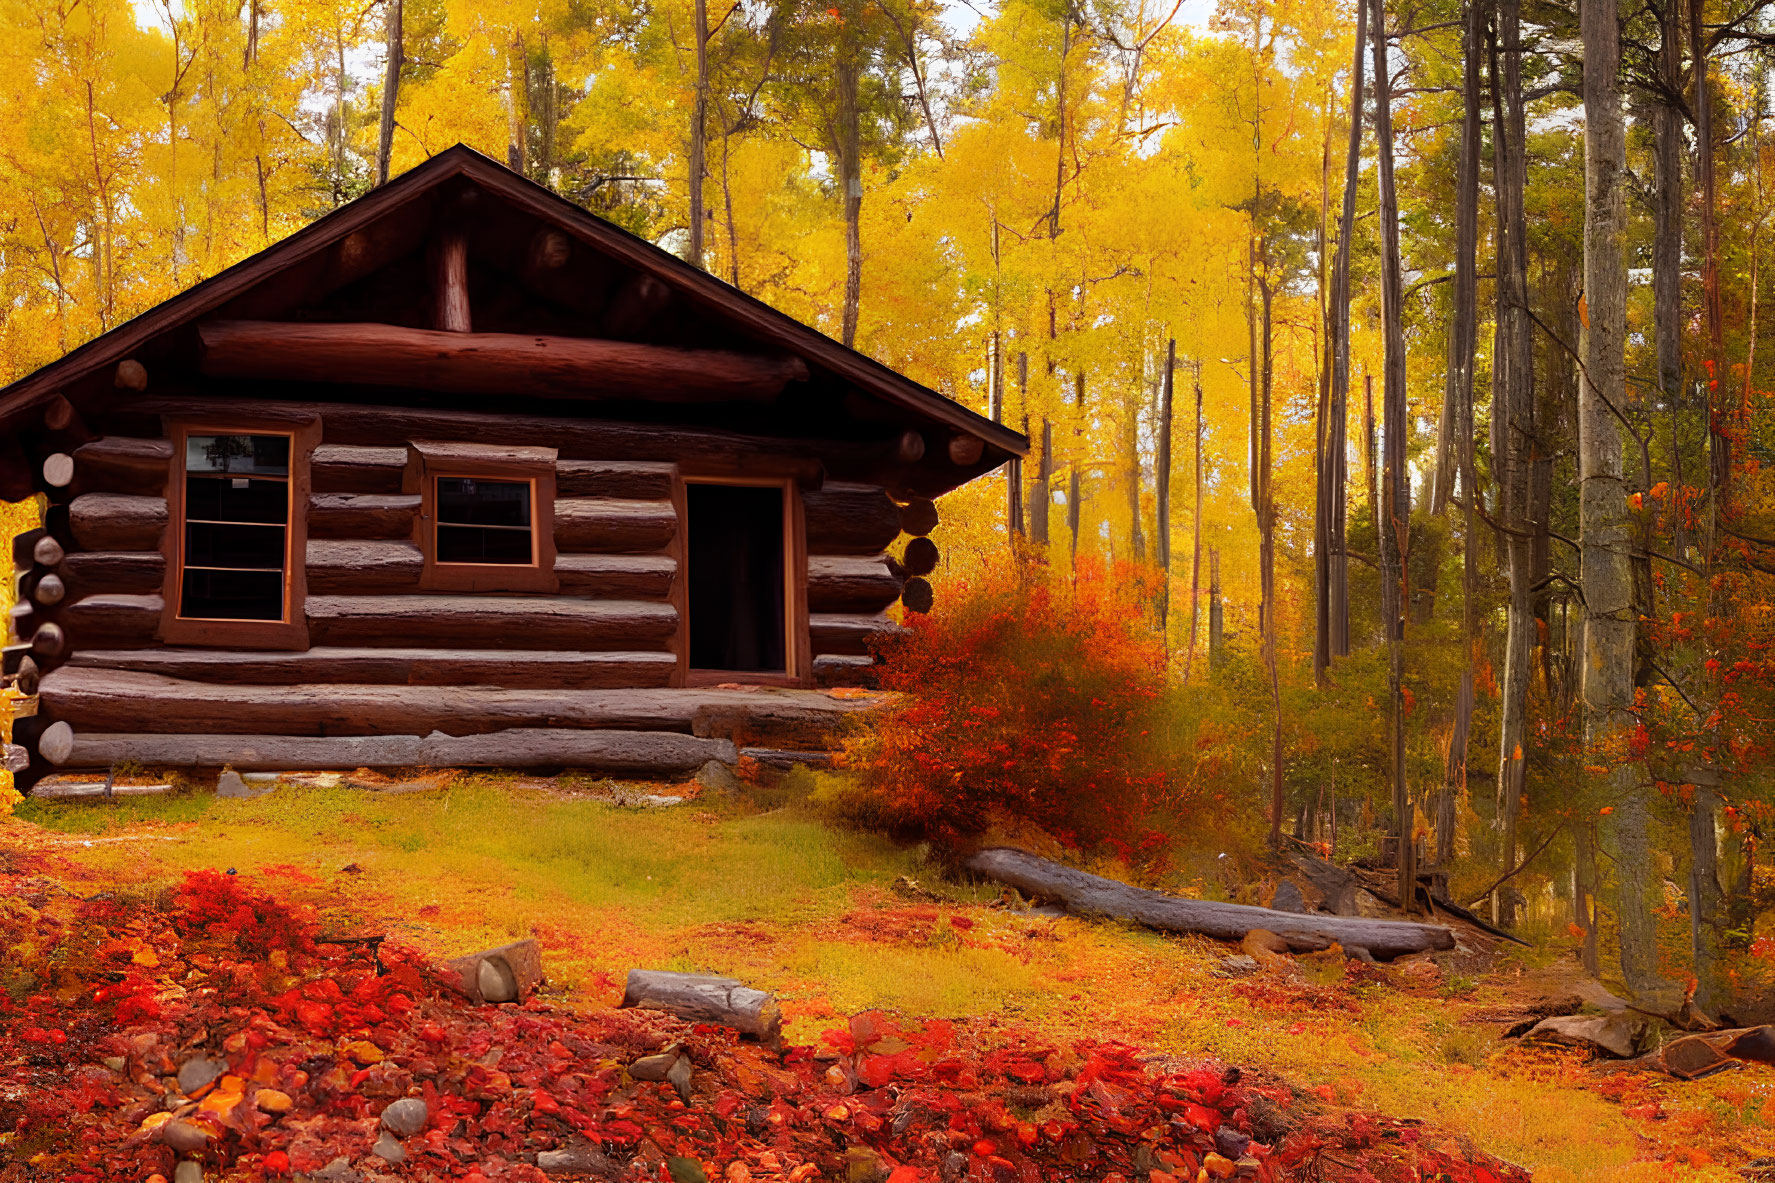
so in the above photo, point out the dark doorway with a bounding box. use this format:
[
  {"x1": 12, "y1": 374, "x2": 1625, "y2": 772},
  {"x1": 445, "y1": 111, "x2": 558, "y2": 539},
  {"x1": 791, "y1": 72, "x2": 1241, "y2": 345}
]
[{"x1": 687, "y1": 483, "x2": 786, "y2": 672}]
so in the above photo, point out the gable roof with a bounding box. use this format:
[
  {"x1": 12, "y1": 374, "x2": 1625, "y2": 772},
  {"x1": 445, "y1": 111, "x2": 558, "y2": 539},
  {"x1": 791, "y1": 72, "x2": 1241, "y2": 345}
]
[{"x1": 0, "y1": 144, "x2": 1025, "y2": 462}]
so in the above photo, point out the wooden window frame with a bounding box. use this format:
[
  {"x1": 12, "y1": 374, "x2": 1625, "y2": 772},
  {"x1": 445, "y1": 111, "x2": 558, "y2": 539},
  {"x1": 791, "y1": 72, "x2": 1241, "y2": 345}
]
[
  {"x1": 161, "y1": 414, "x2": 320, "y2": 650},
  {"x1": 675, "y1": 473, "x2": 810, "y2": 689},
  {"x1": 406, "y1": 441, "x2": 559, "y2": 594}
]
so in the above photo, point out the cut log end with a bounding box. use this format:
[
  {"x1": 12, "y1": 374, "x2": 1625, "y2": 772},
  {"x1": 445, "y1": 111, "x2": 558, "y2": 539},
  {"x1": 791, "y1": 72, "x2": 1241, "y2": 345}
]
[
  {"x1": 42, "y1": 453, "x2": 74, "y2": 488},
  {"x1": 903, "y1": 536, "x2": 938, "y2": 577},
  {"x1": 948, "y1": 434, "x2": 985, "y2": 466},
  {"x1": 900, "y1": 498, "x2": 939, "y2": 537},
  {"x1": 901, "y1": 576, "x2": 934, "y2": 615},
  {"x1": 115, "y1": 360, "x2": 148, "y2": 391},
  {"x1": 33, "y1": 536, "x2": 65, "y2": 567},
  {"x1": 39, "y1": 721, "x2": 75, "y2": 766}
]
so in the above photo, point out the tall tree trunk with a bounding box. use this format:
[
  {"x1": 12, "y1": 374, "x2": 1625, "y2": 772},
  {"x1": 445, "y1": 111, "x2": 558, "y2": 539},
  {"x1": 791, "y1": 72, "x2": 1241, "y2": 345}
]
[
  {"x1": 1070, "y1": 373, "x2": 1085, "y2": 569},
  {"x1": 688, "y1": 0, "x2": 708, "y2": 267},
  {"x1": 1430, "y1": 0, "x2": 1481, "y2": 517},
  {"x1": 1208, "y1": 546, "x2": 1224, "y2": 670},
  {"x1": 1010, "y1": 353, "x2": 1028, "y2": 541},
  {"x1": 1259, "y1": 271, "x2": 1283, "y2": 850},
  {"x1": 1582, "y1": 0, "x2": 1656, "y2": 995},
  {"x1": 1363, "y1": 371, "x2": 1378, "y2": 534},
  {"x1": 1317, "y1": 0, "x2": 1365, "y2": 678},
  {"x1": 1372, "y1": 0, "x2": 1413, "y2": 908},
  {"x1": 1491, "y1": 0, "x2": 1535, "y2": 927},
  {"x1": 838, "y1": 57, "x2": 862, "y2": 347},
  {"x1": 1158, "y1": 341, "x2": 1176, "y2": 637},
  {"x1": 1187, "y1": 360, "x2": 1205, "y2": 683},
  {"x1": 375, "y1": 0, "x2": 403, "y2": 187},
  {"x1": 1033, "y1": 416, "x2": 1053, "y2": 546}
]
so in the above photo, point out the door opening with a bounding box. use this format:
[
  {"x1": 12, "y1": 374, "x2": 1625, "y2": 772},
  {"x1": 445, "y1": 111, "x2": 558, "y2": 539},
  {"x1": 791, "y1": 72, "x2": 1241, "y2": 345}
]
[{"x1": 686, "y1": 483, "x2": 787, "y2": 672}]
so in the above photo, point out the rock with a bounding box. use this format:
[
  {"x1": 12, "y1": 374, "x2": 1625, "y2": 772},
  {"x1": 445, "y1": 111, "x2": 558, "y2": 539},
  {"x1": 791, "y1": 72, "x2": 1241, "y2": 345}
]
[
  {"x1": 478, "y1": 957, "x2": 519, "y2": 1003},
  {"x1": 2, "y1": 744, "x2": 27, "y2": 774},
  {"x1": 1213, "y1": 955, "x2": 1259, "y2": 978},
  {"x1": 379, "y1": 1097, "x2": 429, "y2": 1137},
  {"x1": 442, "y1": 939, "x2": 543, "y2": 1005},
  {"x1": 1270, "y1": 881, "x2": 1307, "y2": 913},
  {"x1": 1524, "y1": 1013, "x2": 1646, "y2": 1059},
  {"x1": 1203, "y1": 1152, "x2": 1237, "y2": 1179},
  {"x1": 640, "y1": 794, "x2": 685, "y2": 807},
  {"x1": 630, "y1": 1051, "x2": 680, "y2": 1082},
  {"x1": 1345, "y1": 945, "x2": 1376, "y2": 963},
  {"x1": 370, "y1": 1131, "x2": 407, "y2": 1164},
  {"x1": 536, "y1": 1144, "x2": 617, "y2": 1175},
  {"x1": 1214, "y1": 1125, "x2": 1251, "y2": 1159},
  {"x1": 696, "y1": 760, "x2": 742, "y2": 795},
  {"x1": 102, "y1": 1055, "x2": 126, "y2": 1073},
  {"x1": 308, "y1": 1158, "x2": 360, "y2": 1183},
  {"x1": 939, "y1": 1151, "x2": 969, "y2": 1181},
  {"x1": 256, "y1": 1088, "x2": 293, "y2": 1113},
  {"x1": 176, "y1": 1055, "x2": 226, "y2": 1094},
  {"x1": 666, "y1": 1053, "x2": 695, "y2": 1103},
  {"x1": 161, "y1": 1120, "x2": 210, "y2": 1152},
  {"x1": 215, "y1": 766, "x2": 269, "y2": 798},
  {"x1": 173, "y1": 1162, "x2": 204, "y2": 1183},
  {"x1": 667, "y1": 1158, "x2": 709, "y2": 1183}
]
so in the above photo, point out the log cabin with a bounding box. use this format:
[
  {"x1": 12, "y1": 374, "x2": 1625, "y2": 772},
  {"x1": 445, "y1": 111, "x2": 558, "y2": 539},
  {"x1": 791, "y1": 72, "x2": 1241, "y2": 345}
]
[{"x1": 0, "y1": 145, "x2": 1024, "y2": 791}]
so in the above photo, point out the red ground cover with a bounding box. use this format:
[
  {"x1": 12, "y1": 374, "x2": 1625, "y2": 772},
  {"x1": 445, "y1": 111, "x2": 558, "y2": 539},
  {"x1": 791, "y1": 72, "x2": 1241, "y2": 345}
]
[{"x1": 0, "y1": 859, "x2": 1528, "y2": 1183}]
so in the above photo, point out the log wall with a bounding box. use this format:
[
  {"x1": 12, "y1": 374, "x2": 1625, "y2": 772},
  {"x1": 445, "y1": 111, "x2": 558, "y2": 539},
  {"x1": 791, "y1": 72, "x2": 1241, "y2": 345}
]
[{"x1": 20, "y1": 398, "x2": 919, "y2": 774}]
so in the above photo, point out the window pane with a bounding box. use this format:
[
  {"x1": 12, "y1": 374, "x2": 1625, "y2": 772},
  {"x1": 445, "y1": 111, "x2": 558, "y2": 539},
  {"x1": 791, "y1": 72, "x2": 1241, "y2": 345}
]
[
  {"x1": 180, "y1": 568, "x2": 284, "y2": 621},
  {"x1": 187, "y1": 434, "x2": 290, "y2": 476},
  {"x1": 185, "y1": 475, "x2": 288, "y2": 524},
  {"x1": 186, "y1": 521, "x2": 286, "y2": 569},
  {"x1": 437, "y1": 524, "x2": 533, "y2": 564},
  {"x1": 437, "y1": 478, "x2": 530, "y2": 528}
]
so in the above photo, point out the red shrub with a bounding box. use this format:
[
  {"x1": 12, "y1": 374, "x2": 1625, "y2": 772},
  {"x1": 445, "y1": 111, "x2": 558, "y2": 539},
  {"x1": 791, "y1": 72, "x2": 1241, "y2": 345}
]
[{"x1": 840, "y1": 557, "x2": 1176, "y2": 853}]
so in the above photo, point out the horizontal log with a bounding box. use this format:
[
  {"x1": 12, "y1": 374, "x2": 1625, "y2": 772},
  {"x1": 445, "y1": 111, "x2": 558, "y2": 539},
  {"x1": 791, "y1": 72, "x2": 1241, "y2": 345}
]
[
  {"x1": 555, "y1": 554, "x2": 675, "y2": 599},
  {"x1": 59, "y1": 552, "x2": 165, "y2": 599},
  {"x1": 41, "y1": 667, "x2": 871, "y2": 740},
  {"x1": 138, "y1": 397, "x2": 876, "y2": 486},
  {"x1": 199, "y1": 320, "x2": 810, "y2": 403},
  {"x1": 311, "y1": 445, "x2": 406, "y2": 494},
  {"x1": 807, "y1": 555, "x2": 904, "y2": 613},
  {"x1": 307, "y1": 539, "x2": 423, "y2": 593},
  {"x1": 62, "y1": 594, "x2": 162, "y2": 643},
  {"x1": 553, "y1": 498, "x2": 677, "y2": 553},
  {"x1": 810, "y1": 613, "x2": 908, "y2": 657},
  {"x1": 813, "y1": 654, "x2": 876, "y2": 687},
  {"x1": 621, "y1": 970, "x2": 781, "y2": 1044},
  {"x1": 68, "y1": 647, "x2": 678, "y2": 689},
  {"x1": 71, "y1": 438, "x2": 172, "y2": 497},
  {"x1": 804, "y1": 484, "x2": 902, "y2": 555},
  {"x1": 70, "y1": 494, "x2": 167, "y2": 552},
  {"x1": 308, "y1": 493, "x2": 420, "y2": 539},
  {"x1": 306, "y1": 595, "x2": 677, "y2": 649},
  {"x1": 965, "y1": 848, "x2": 1456, "y2": 961},
  {"x1": 555, "y1": 460, "x2": 675, "y2": 500},
  {"x1": 60, "y1": 728, "x2": 738, "y2": 773}
]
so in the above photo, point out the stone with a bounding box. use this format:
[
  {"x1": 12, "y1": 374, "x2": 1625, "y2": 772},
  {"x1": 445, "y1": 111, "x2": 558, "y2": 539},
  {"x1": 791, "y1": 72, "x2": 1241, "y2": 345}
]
[
  {"x1": 309, "y1": 1158, "x2": 360, "y2": 1183},
  {"x1": 1345, "y1": 945, "x2": 1376, "y2": 963},
  {"x1": 1270, "y1": 881, "x2": 1307, "y2": 913},
  {"x1": 478, "y1": 957, "x2": 518, "y2": 1003},
  {"x1": 173, "y1": 1162, "x2": 204, "y2": 1183},
  {"x1": 160, "y1": 1120, "x2": 210, "y2": 1153},
  {"x1": 1213, "y1": 955, "x2": 1259, "y2": 978},
  {"x1": 640, "y1": 794, "x2": 685, "y2": 808},
  {"x1": 176, "y1": 1056, "x2": 226, "y2": 1094},
  {"x1": 379, "y1": 1097, "x2": 429, "y2": 1137},
  {"x1": 2, "y1": 744, "x2": 27, "y2": 774},
  {"x1": 1214, "y1": 1125, "x2": 1251, "y2": 1159},
  {"x1": 630, "y1": 1051, "x2": 680, "y2": 1082},
  {"x1": 537, "y1": 1145, "x2": 617, "y2": 1175},
  {"x1": 370, "y1": 1131, "x2": 406, "y2": 1164},
  {"x1": 695, "y1": 760, "x2": 742, "y2": 795},
  {"x1": 215, "y1": 767, "x2": 269, "y2": 798},
  {"x1": 256, "y1": 1088, "x2": 293, "y2": 1113},
  {"x1": 442, "y1": 939, "x2": 543, "y2": 1004},
  {"x1": 666, "y1": 1052, "x2": 695, "y2": 1103},
  {"x1": 939, "y1": 1151, "x2": 969, "y2": 1182},
  {"x1": 102, "y1": 1055, "x2": 126, "y2": 1073},
  {"x1": 1525, "y1": 1013, "x2": 1646, "y2": 1059}
]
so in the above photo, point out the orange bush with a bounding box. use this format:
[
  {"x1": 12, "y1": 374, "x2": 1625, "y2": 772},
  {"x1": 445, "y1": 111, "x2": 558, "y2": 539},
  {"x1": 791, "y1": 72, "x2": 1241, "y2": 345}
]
[{"x1": 841, "y1": 557, "x2": 1177, "y2": 856}]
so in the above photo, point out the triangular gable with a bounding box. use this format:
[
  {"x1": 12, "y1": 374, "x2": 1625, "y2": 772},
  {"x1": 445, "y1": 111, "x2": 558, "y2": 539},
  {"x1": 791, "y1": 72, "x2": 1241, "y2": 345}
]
[{"x1": 0, "y1": 145, "x2": 1025, "y2": 472}]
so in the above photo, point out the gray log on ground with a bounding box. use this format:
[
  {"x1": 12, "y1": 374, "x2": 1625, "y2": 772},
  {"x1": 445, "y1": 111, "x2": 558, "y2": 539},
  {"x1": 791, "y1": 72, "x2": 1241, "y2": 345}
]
[
  {"x1": 965, "y1": 847, "x2": 1456, "y2": 960},
  {"x1": 60, "y1": 728, "x2": 737, "y2": 772},
  {"x1": 620, "y1": 969, "x2": 782, "y2": 1044}
]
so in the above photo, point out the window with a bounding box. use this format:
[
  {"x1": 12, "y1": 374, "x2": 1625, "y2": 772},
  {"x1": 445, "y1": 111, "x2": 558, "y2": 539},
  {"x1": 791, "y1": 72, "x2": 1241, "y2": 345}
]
[
  {"x1": 436, "y1": 478, "x2": 534, "y2": 564},
  {"x1": 682, "y1": 479, "x2": 806, "y2": 682},
  {"x1": 180, "y1": 434, "x2": 291, "y2": 620},
  {"x1": 162, "y1": 416, "x2": 317, "y2": 650},
  {"x1": 409, "y1": 442, "x2": 558, "y2": 593}
]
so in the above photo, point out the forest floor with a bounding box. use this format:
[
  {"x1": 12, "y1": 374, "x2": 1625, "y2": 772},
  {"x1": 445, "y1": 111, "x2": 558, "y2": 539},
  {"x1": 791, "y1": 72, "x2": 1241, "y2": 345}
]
[{"x1": 6, "y1": 774, "x2": 1774, "y2": 1183}]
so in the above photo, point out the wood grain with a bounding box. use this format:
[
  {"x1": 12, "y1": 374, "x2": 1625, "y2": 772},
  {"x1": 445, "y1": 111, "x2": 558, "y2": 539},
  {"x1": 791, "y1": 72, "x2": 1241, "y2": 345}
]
[
  {"x1": 553, "y1": 498, "x2": 677, "y2": 553},
  {"x1": 308, "y1": 493, "x2": 421, "y2": 539},
  {"x1": 68, "y1": 646, "x2": 678, "y2": 689},
  {"x1": 70, "y1": 494, "x2": 166, "y2": 552},
  {"x1": 305, "y1": 594, "x2": 677, "y2": 649}
]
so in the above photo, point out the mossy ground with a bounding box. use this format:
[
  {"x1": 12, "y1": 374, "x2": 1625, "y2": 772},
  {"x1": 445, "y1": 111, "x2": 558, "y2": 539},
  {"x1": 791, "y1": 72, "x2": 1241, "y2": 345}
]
[{"x1": 9, "y1": 775, "x2": 1773, "y2": 1181}]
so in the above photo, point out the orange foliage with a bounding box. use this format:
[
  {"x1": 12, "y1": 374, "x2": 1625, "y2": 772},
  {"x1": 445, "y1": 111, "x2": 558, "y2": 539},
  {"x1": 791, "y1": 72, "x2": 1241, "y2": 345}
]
[{"x1": 842, "y1": 558, "x2": 1181, "y2": 856}]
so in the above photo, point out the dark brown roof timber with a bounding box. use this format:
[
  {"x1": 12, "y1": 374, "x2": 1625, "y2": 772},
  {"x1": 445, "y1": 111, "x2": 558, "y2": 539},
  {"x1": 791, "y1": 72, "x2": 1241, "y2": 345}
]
[{"x1": 0, "y1": 144, "x2": 1027, "y2": 461}]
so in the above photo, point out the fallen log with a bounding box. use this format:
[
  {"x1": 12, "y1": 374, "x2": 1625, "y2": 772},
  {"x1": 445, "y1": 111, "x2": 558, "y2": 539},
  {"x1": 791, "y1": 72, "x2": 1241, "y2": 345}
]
[
  {"x1": 965, "y1": 847, "x2": 1456, "y2": 960},
  {"x1": 620, "y1": 969, "x2": 781, "y2": 1045}
]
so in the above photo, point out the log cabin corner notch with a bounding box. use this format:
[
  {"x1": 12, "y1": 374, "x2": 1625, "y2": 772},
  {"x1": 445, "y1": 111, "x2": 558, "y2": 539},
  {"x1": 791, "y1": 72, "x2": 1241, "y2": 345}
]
[{"x1": 0, "y1": 144, "x2": 1026, "y2": 789}]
